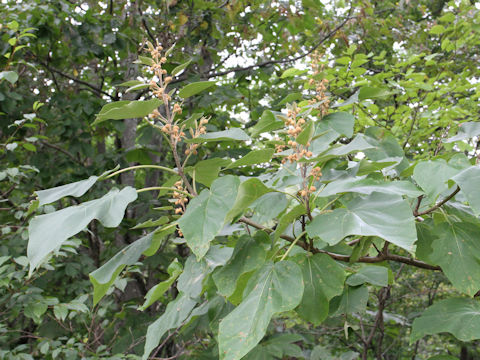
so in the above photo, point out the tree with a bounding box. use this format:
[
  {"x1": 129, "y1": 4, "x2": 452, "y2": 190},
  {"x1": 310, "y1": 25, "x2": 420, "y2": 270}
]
[{"x1": 2, "y1": 0, "x2": 480, "y2": 359}]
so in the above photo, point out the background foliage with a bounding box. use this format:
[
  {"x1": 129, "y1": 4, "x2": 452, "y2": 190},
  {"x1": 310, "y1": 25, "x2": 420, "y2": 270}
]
[{"x1": 1, "y1": 0, "x2": 480, "y2": 359}]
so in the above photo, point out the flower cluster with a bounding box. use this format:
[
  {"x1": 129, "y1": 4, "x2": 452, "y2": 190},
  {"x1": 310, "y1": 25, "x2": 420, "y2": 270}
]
[
  {"x1": 281, "y1": 104, "x2": 313, "y2": 164},
  {"x1": 308, "y1": 52, "x2": 330, "y2": 116},
  {"x1": 161, "y1": 123, "x2": 186, "y2": 144},
  {"x1": 145, "y1": 44, "x2": 209, "y2": 157},
  {"x1": 299, "y1": 185, "x2": 316, "y2": 198},
  {"x1": 173, "y1": 180, "x2": 188, "y2": 214},
  {"x1": 310, "y1": 166, "x2": 322, "y2": 181},
  {"x1": 185, "y1": 117, "x2": 208, "y2": 156},
  {"x1": 146, "y1": 43, "x2": 183, "y2": 132}
]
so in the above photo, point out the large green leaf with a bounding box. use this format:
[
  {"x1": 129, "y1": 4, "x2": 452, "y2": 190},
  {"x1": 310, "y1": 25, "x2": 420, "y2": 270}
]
[
  {"x1": 213, "y1": 235, "x2": 267, "y2": 299},
  {"x1": 143, "y1": 249, "x2": 229, "y2": 360},
  {"x1": 308, "y1": 113, "x2": 355, "y2": 156},
  {"x1": 251, "y1": 192, "x2": 288, "y2": 224},
  {"x1": 318, "y1": 177, "x2": 423, "y2": 198},
  {"x1": 332, "y1": 285, "x2": 369, "y2": 315},
  {"x1": 295, "y1": 253, "x2": 346, "y2": 325},
  {"x1": 428, "y1": 222, "x2": 480, "y2": 296},
  {"x1": 225, "y1": 178, "x2": 274, "y2": 223},
  {"x1": 444, "y1": 122, "x2": 480, "y2": 143},
  {"x1": 184, "y1": 128, "x2": 251, "y2": 143},
  {"x1": 346, "y1": 265, "x2": 388, "y2": 287},
  {"x1": 363, "y1": 127, "x2": 408, "y2": 174},
  {"x1": 321, "y1": 112, "x2": 355, "y2": 138},
  {"x1": 89, "y1": 230, "x2": 166, "y2": 305},
  {"x1": 178, "y1": 81, "x2": 215, "y2": 98},
  {"x1": 93, "y1": 98, "x2": 162, "y2": 125},
  {"x1": 226, "y1": 149, "x2": 275, "y2": 169},
  {"x1": 138, "y1": 259, "x2": 182, "y2": 311},
  {"x1": 452, "y1": 166, "x2": 480, "y2": 216},
  {"x1": 186, "y1": 158, "x2": 231, "y2": 187},
  {"x1": 306, "y1": 192, "x2": 416, "y2": 252},
  {"x1": 411, "y1": 298, "x2": 480, "y2": 342},
  {"x1": 143, "y1": 257, "x2": 208, "y2": 360},
  {"x1": 308, "y1": 134, "x2": 375, "y2": 162},
  {"x1": 179, "y1": 175, "x2": 240, "y2": 259},
  {"x1": 250, "y1": 110, "x2": 284, "y2": 137},
  {"x1": 412, "y1": 158, "x2": 467, "y2": 201},
  {"x1": 218, "y1": 261, "x2": 303, "y2": 360},
  {"x1": 356, "y1": 158, "x2": 402, "y2": 176},
  {"x1": 28, "y1": 187, "x2": 137, "y2": 273},
  {"x1": 35, "y1": 175, "x2": 98, "y2": 206}
]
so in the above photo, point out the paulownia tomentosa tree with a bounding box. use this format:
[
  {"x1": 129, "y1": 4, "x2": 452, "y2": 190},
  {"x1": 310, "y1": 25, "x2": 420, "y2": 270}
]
[{"x1": 26, "y1": 41, "x2": 480, "y2": 359}]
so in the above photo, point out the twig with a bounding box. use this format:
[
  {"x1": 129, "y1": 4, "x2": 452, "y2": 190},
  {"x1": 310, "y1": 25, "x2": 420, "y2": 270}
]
[
  {"x1": 137, "y1": 2, "x2": 156, "y2": 43},
  {"x1": 414, "y1": 186, "x2": 460, "y2": 216},
  {"x1": 413, "y1": 195, "x2": 423, "y2": 215},
  {"x1": 36, "y1": 58, "x2": 117, "y2": 100},
  {"x1": 170, "y1": 8, "x2": 355, "y2": 86},
  {"x1": 238, "y1": 217, "x2": 441, "y2": 270},
  {"x1": 40, "y1": 141, "x2": 84, "y2": 165},
  {"x1": 209, "y1": 9, "x2": 354, "y2": 78}
]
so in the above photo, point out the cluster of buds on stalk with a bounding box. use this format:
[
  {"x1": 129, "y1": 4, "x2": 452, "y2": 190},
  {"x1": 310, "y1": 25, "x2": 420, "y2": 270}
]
[
  {"x1": 281, "y1": 104, "x2": 313, "y2": 164},
  {"x1": 185, "y1": 117, "x2": 209, "y2": 156},
  {"x1": 310, "y1": 166, "x2": 322, "y2": 181},
  {"x1": 145, "y1": 43, "x2": 210, "y2": 159},
  {"x1": 274, "y1": 136, "x2": 286, "y2": 153},
  {"x1": 298, "y1": 166, "x2": 322, "y2": 198},
  {"x1": 299, "y1": 185, "x2": 317, "y2": 198},
  {"x1": 173, "y1": 180, "x2": 188, "y2": 215},
  {"x1": 145, "y1": 43, "x2": 185, "y2": 143},
  {"x1": 308, "y1": 51, "x2": 330, "y2": 116}
]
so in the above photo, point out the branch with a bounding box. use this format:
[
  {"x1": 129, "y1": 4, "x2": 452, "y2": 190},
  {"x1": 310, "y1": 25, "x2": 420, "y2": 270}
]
[
  {"x1": 207, "y1": 11, "x2": 354, "y2": 78},
  {"x1": 170, "y1": 8, "x2": 355, "y2": 86},
  {"x1": 36, "y1": 58, "x2": 117, "y2": 100},
  {"x1": 40, "y1": 141, "x2": 84, "y2": 165},
  {"x1": 137, "y1": 2, "x2": 156, "y2": 43},
  {"x1": 414, "y1": 186, "x2": 460, "y2": 216},
  {"x1": 320, "y1": 250, "x2": 441, "y2": 271},
  {"x1": 238, "y1": 217, "x2": 441, "y2": 271}
]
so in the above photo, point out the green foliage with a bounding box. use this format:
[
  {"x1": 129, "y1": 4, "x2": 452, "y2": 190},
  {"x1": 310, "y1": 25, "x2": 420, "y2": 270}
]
[
  {"x1": 28, "y1": 187, "x2": 138, "y2": 273},
  {"x1": 411, "y1": 298, "x2": 480, "y2": 342},
  {"x1": 306, "y1": 192, "x2": 417, "y2": 252},
  {"x1": 3, "y1": 0, "x2": 480, "y2": 359},
  {"x1": 218, "y1": 261, "x2": 303, "y2": 360}
]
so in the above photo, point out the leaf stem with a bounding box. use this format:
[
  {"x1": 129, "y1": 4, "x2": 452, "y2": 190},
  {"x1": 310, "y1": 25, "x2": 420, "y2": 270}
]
[
  {"x1": 280, "y1": 231, "x2": 306, "y2": 261},
  {"x1": 136, "y1": 187, "x2": 193, "y2": 198},
  {"x1": 102, "y1": 165, "x2": 178, "y2": 180},
  {"x1": 319, "y1": 195, "x2": 341, "y2": 213}
]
